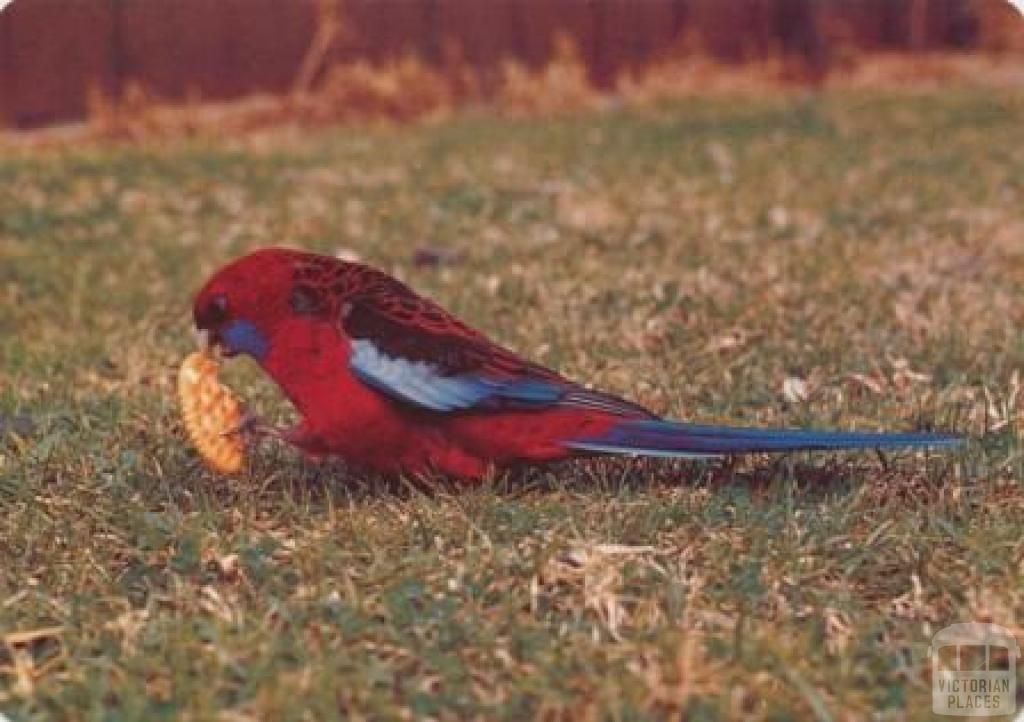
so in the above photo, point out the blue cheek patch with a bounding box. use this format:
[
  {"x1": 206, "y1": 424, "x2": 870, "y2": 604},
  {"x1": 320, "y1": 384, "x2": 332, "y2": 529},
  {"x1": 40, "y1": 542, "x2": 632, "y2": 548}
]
[{"x1": 221, "y1": 319, "x2": 269, "y2": 360}]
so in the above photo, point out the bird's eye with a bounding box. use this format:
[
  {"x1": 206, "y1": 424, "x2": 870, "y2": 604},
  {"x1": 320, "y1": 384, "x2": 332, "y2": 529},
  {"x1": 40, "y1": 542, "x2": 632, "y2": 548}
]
[{"x1": 206, "y1": 295, "x2": 229, "y2": 325}]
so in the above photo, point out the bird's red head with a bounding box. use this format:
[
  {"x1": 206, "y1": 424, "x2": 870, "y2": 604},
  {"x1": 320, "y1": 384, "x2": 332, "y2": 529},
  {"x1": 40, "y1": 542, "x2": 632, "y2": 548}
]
[{"x1": 193, "y1": 247, "x2": 314, "y2": 361}]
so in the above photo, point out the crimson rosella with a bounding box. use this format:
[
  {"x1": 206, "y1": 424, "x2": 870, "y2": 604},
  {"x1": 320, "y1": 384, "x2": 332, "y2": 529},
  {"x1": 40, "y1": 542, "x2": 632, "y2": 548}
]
[{"x1": 192, "y1": 248, "x2": 960, "y2": 478}]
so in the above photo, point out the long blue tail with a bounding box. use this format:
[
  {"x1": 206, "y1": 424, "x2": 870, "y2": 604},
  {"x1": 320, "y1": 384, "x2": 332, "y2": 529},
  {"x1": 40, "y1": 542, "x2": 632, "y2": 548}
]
[{"x1": 566, "y1": 419, "x2": 962, "y2": 458}]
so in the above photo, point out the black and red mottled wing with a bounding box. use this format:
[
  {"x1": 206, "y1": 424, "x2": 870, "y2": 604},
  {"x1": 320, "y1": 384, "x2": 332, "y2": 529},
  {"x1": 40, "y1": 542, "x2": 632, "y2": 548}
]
[
  {"x1": 289, "y1": 255, "x2": 653, "y2": 416},
  {"x1": 343, "y1": 270, "x2": 554, "y2": 379}
]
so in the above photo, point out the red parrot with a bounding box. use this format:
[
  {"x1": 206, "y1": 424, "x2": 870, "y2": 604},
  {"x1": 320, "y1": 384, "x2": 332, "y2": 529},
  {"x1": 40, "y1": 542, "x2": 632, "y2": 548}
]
[{"x1": 192, "y1": 248, "x2": 959, "y2": 478}]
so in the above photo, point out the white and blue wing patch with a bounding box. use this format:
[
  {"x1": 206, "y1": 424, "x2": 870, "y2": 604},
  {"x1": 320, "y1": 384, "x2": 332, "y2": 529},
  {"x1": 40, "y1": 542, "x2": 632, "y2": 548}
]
[{"x1": 349, "y1": 339, "x2": 562, "y2": 412}]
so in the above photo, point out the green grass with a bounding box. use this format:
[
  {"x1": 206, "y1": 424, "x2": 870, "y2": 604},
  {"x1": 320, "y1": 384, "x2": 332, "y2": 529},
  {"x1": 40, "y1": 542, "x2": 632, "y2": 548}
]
[{"x1": 2, "y1": 90, "x2": 1024, "y2": 720}]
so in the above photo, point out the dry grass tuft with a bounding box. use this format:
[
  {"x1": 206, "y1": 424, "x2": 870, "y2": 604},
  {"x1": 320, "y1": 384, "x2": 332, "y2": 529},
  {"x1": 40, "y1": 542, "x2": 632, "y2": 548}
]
[
  {"x1": 497, "y1": 35, "x2": 601, "y2": 117},
  {"x1": 6, "y1": 37, "x2": 1017, "y2": 149}
]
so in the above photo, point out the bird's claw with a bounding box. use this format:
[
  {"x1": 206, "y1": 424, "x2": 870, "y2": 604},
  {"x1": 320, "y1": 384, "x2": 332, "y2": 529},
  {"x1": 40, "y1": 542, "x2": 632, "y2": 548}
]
[{"x1": 222, "y1": 412, "x2": 286, "y2": 442}]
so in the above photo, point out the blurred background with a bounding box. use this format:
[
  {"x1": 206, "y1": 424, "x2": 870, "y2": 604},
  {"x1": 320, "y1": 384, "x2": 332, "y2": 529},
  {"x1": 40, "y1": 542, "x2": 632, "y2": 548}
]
[{"x1": 2, "y1": 0, "x2": 1023, "y2": 132}]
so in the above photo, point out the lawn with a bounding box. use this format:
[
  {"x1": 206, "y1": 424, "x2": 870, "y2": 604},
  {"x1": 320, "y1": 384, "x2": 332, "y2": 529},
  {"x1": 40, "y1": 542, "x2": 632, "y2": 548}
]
[{"x1": 2, "y1": 90, "x2": 1023, "y2": 720}]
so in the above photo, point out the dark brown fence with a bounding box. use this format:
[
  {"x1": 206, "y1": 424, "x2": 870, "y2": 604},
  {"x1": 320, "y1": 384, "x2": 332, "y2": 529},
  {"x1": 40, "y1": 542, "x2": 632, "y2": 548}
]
[{"x1": 0, "y1": 0, "x2": 1014, "y2": 128}]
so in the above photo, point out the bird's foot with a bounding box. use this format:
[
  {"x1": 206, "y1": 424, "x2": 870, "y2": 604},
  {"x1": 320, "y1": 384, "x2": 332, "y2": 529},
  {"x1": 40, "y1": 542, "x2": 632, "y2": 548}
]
[{"x1": 222, "y1": 412, "x2": 288, "y2": 443}]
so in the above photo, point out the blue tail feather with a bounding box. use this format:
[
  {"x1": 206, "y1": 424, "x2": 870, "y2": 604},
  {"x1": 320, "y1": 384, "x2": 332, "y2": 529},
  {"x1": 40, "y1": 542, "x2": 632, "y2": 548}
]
[{"x1": 566, "y1": 419, "x2": 962, "y2": 458}]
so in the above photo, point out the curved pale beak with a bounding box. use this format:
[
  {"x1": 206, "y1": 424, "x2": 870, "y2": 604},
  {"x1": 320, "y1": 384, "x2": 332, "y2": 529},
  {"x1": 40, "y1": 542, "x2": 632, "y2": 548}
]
[{"x1": 193, "y1": 326, "x2": 212, "y2": 350}]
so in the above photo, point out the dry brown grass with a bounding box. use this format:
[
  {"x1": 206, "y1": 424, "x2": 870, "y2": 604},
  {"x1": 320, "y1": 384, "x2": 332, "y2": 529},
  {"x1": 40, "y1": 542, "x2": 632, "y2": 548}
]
[{"x1": 0, "y1": 37, "x2": 1013, "y2": 149}]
